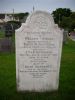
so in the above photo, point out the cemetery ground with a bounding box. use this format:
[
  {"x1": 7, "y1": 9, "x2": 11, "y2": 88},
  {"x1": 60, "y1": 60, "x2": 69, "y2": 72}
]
[{"x1": 0, "y1": 32, "x2": 75, "y2": 100}]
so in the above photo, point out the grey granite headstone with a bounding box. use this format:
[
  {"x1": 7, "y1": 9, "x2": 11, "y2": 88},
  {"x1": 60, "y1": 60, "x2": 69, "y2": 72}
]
[
  {"x1": 4, "y1": 23, "x2": 13, "y2": 37},
  {"x1": 63, "y1": 30, "x2": 68, "y2": 44},
  {"x1": 15, "y1": 11, "x2": 63, "y2": 92},
  {"x1": 0, "y1": 38, "x2": 12, "y2": 52}
]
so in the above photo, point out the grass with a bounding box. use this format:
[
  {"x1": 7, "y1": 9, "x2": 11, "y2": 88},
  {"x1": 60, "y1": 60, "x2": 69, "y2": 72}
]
[{"x1": 0, "y1": 38, "x2": 75, "y2": 100}]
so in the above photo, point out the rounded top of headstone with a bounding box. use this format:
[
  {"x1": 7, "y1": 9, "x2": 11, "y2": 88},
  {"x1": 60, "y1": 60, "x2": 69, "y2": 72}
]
[
  {"x1": 26, "y1": 10, "x2": 53, "y2": 23},
  {"x1": 16, "y1": 10, "x2": 62, "y2": 33},
  {"x1": 25, "y1": 11, "x2": 55, "y2": 31}
]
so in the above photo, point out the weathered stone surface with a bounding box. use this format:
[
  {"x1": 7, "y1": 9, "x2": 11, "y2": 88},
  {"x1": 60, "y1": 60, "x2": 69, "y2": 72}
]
[{"x1": 15, "y1": 11, "x2": 63, "y2": 92}]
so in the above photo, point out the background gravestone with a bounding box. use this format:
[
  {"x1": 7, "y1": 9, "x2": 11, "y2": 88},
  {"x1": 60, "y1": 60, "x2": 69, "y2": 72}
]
[
  {"x1": 4, "y1": 23, "x2": 13, "y2": 37},
  {"x1": 63, "y1": 30, "x2": 68, "y2": 44},
  {"x1": 0, "y1": 38, "x2": 13, "y2": 52},
  {"x1": 69, "y1": 32, "x2": 75, "y2": 41},
  {"x1": 15, "y1": 11, "x2": 63, "y2": 92}
]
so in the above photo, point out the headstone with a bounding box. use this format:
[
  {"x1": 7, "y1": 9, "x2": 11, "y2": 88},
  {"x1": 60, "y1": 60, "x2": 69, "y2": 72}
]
[
  {"x1": 0, "y1": 38, "x2": 12, "y2": 52},
  {"x1": 63, "y1": 30, "x2": 68, "y2": 44},
  {"x1": 4, "y1": 23, "x2": 13, "y2": 37},
  {"x1": 70, "y1": 32, "x2": 75, "y2": 41},
  {"x1": 15, "y1": 11, "x2": 63, "y2": 92}
]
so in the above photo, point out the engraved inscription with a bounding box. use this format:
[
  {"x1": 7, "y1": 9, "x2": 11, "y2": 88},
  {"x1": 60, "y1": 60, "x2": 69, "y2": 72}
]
[
  {"x1": 18, "y1": 32, "x2": 58, "y2": 78},
  {"x1": 15, "y1": 11, "x2": 63, "y2": 91}
]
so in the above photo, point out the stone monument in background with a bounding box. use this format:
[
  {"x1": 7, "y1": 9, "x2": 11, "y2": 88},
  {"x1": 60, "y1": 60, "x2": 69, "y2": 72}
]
[{"x1": 15, "y1": 11, "x2": 63, "y2": 92}]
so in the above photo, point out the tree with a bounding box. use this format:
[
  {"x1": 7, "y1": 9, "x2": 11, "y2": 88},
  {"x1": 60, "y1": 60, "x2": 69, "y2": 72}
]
[
  {"x1": 70, "y1": 12, "x2": 75, "y2": 19},
  {"x1": 69, "y1": 21, "x2": 75, "y2": 32},
  {"x1": 14, "y1": 12, "x2": 29, "y2": 20},
  {"x1": 60, "y1": 12, "x2": 75, "y2": 32},
  {"x1": 52, "y1": 8, "x2": 75, "y2": 32},
  {"x1": 52, "y1": 8, "x2": 72, "y2": 25},
  {"x1": 60, "y1": 16, "x2": 71, "y2": 29}
]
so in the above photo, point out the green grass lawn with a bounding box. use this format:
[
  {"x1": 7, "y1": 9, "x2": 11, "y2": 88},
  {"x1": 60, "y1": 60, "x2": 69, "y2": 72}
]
[{"x1": 0, "y1": 38, "x2": 75, "y2": 100}]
